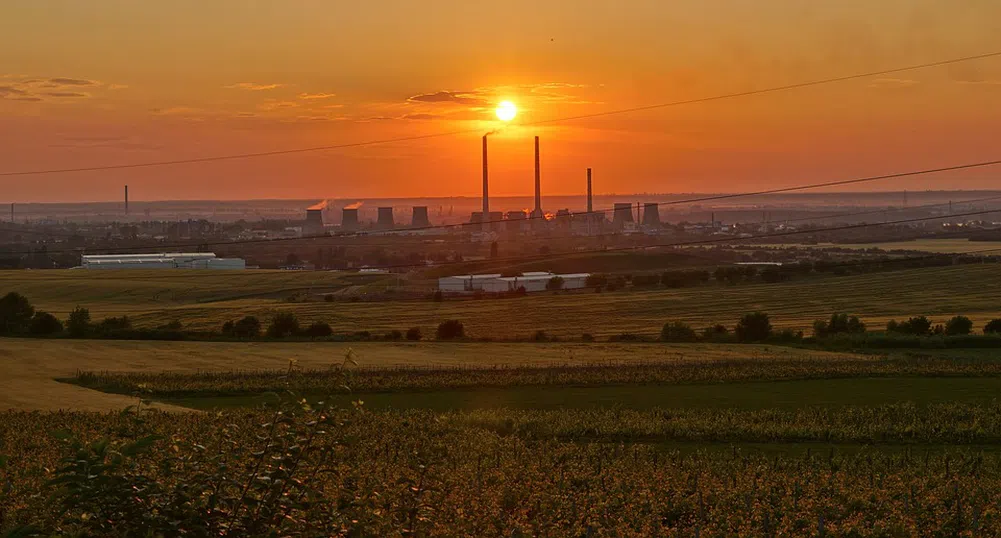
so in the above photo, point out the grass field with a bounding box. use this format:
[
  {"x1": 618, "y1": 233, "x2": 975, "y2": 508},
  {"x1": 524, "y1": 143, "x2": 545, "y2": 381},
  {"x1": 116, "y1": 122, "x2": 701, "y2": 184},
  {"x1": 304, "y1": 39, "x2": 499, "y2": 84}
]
[
  {"x1": 3, "y1": 264, "x2": 999, "y2": 337},
  {"x1": 0, "y1": 339, "x2": 847, "y2": 411}
]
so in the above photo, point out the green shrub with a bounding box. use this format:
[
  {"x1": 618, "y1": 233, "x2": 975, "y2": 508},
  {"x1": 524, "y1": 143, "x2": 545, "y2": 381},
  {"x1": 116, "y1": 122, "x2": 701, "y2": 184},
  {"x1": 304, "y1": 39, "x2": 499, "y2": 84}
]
[
  {"x1": 532, "y1": 330, "x2": 549, "y2": 342},
  {"x1": 660, "y1": 321, "x2": 697, "y2": 343},
  {"x1": 233, "y1": 316, "x2": 261, "y2": 338},
  {"x1": 405, "y1": 327, "x2": 422, "y2": 341},
  {"x1": 985, "y1": 319, "x2": 1001, "y2": 334},
  {"x1": 386, "y1": 330, "x2": 404, "y2": 340},
  {"x1": 581, "y1": 333, "x2": 595, "y2": 343},
  {"x1": 945, "y1": 315, "x2": 974, "y2": 336},
  {"x1": 67, "y1": 307, "x2": 91, "y2": 338},
  {"x1": 735, "y1": 312, "x2": 772, "y2": 342},
  {"x1": 436, "y1": 320, "x2": 465, "y2": 340},
  {"x1": 29, "y1": 311, "x2": 63, "y2": 335},
  {"x1": 303, "y1": 321, "x2": 333, "y2": 338},
  {"x1": 266, "y1": 313, "x2": 300, "y2": 338},
  {"x1": 0, "y1": 291, "x2": 34, "y2": 334}
]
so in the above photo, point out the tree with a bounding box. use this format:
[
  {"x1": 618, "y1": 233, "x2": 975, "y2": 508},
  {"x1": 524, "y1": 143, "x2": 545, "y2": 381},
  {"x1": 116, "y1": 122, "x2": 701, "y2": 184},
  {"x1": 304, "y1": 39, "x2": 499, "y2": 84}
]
[
  {"x1": 546, "y1": 276, "x2": 565, "y2": 291},
  {"x1": 586, "y1": 274, "x2": 608, "y2": 289},
  {"x1": 99, "y1": 316, "x2": 132, "y2": 333},
  {"x1": 432, "y1": 290, "x2": 443, "y2": 302},
  {"x1": 30, "y1": 311, "x2": 63, "y2": 335},
  {"x1": 701, "y1": 324, "x2": 729, "y2": 341},
  {"x1": 233, "y1": 316, "x2": 262, "y2": 338},
  {"x1": 436, "y1": 320, "x2": 465, "y2": 340},
  {"x1": 985, "y1": 319, "x2": 1001, "y2": 334},
  {"x1": 405, "y1": 327, "x2": 422, "y2": 341},
  {"x1": 903, "y1": 316, "x2": 932, "y2": 336},
  {"x1": 490, "y1": 241, "x2": 499, "y2": 259},
  {"x1": 285, "y1": 253, "x2": 302, "y2": 267},
  {"x1": 735, "y1": 312, "x2": 772, "y2": 342},
  {"x1": 0, "y1": 292, "x2": 35, "y2": 334},
  {"x1": 267, "y1": 313, "x2": 300, "y2": 338},
  {"x1": 303, "y1": 321, "x2": 333, "y2": 338},
  {"x1": 660, "y1": 321, "x2": 697, "y2": 343},
  {"x1": 815, "y1": 313, "x2": 867, "y2": 338},
  {"x1": 67, "y1": 307, "x2": 91, "y2": 338},
  {"x1": 945, "y1": 315, "x2": 974, "y2": 336}
]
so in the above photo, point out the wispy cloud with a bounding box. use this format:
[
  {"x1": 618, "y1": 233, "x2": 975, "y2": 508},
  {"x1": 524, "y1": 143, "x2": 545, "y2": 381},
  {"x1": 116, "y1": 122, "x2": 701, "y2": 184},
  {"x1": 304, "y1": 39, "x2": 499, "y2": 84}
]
[
  {"x1": 298, "y1": 92, "x2": 336, "y2": 100},
  {"x1": 44, "y1": 91, "x2": 90, "y2": 98},
  {"x1": 408, "y1": 90, "x2": 489, "y2": 106},
  {"x1": 400, "y1": 113, "x2": 442, "y2": 120},
  {"x1": 225, "y1": 82, "x2": 285, "y2": 91},
  {"x1": 955, "y1": 79, "x2": 1001, "y2": 86},
  {"x1": 47, "y1": 77, "x2": 99, "y2": 86},
  {"x1": 0, "y1": 85, "x2": 29, "y2": 97},
  {"x1": 257, "y1": 100, "x2": 298, "y2": 111}
]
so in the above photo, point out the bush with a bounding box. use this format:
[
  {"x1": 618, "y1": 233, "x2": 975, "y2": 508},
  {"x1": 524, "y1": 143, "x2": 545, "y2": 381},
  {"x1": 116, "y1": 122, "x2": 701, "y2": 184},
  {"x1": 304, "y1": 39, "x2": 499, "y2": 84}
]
[
  {"x1": 532, "y1": 330, "x2": 549, "y2": 342},
  {"x1": 814, "y1": 313, "x2": 866, "y2": 338},
  {"x1": 581, "y1": 333, "x2": 595, "y2": 342},
  {"x1": 608, "y1": 333, "x2": 647, "y2": 342},
  {"x1": 30, "y1": 311, "x2": 63, "y2": 335},
  {"x1": 0, "y1": 291, "x2": 35, "y2": 334},
  {"x1": 324, "y1": 294, "x2": 335, "y2": 302},
  {"x1": 432, "y1": 290, "x2": 443, "y2": 302},
  {"x1": 546, "y1": 276, "x2": 565, "y2": 291},
  {"x1": 385, "y1": 329, "x2": 403, "y2": 340},
  {"x1": 303, "y1": 321, "x2": 333, "y2": 338},
  {"x1": 985, "y1": 319, "x2": 1001, "y2": 334},
  {"x1": 701, "y1": 324, "x2": 729, "y2": 341},
  {"x1": 232, "y1": 316, "x2": 261, "y2": 338},
  {"x1": 67, "y1": 307, "x2": 91, "y2": 338},
  {"x1": 158, "y1": 320, "x2": 183, "y2": 331},
  {"x1": 772, "y1": 329, "x2": 804, "y2": 343},
  {"x1": 945, "y1": 315, "x2": 974, "y2": 336},
  {"x1": 585, "y1": 274, "x2": 608, "y2": 289},
  {"x1": 735, "y1": 312, "x2": 772, "y2": 342},
  {"x1": 267, "y1": 313, "x2": 301, "y2": 338},
  {"x1": 99, "y1": 316, "x2": 132, "y2": 332},
  {"x1": 889, "y1": 316, "x2": 933, "y2": 336},
  {"x1": 222, "y1": 320, "x2": 235, "y2": 335},
  {"x1": 436, "y1": 320, "x2": 465, "y2": 340},
  {"x1": 660, "y1": 321, "x2": 697, "y2": 343},
  {"x1": 405, "y1": 327, "x2": 422, "y2": 341}
]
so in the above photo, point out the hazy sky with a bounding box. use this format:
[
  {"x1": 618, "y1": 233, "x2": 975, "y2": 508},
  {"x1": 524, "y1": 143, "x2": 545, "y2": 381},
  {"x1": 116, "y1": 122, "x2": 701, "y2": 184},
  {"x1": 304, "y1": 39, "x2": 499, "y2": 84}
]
[{"x1": 1, "y1": 0, "x2": 1000, "y2": 202}]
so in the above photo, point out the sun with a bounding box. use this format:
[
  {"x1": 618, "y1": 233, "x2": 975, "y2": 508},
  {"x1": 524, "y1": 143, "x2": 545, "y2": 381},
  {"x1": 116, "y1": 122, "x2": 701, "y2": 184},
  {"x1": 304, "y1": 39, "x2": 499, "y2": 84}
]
[{"x1": 495, "y1": 100, "x2": 517, "y2": 122}]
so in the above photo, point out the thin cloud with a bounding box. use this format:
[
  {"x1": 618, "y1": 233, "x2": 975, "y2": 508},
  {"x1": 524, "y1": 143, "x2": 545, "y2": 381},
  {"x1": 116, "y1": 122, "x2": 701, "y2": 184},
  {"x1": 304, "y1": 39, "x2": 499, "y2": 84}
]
[
  {"x1": 298, "y1": 92, "x2": 336, "y2": 100},
  {"x1": 225, "y1": 82, "x2": 285, "y2": 91},
  {"x1": 400, "y1": 113, "x2": 442, "y2": 120},
  {"x1": 44, "y1": 91, "x2": 90, "y2": 98},
  {"x1": 955, "y1": 79, "x2": 1001, "y2": 86},
  {"x1": 0, "y1": 85, "x2": 29, "y2": 96},
  {"x1": 407, "y1": 90, "x2": 488, "y2": 105},
  {"x1": 48, "y1": 77, "x2": 99, "y2": 86},
  {"x1": 868, "y1": 78, "x2": 919, "y2": 88},
  {"x1": 11, "y1": 96, "x2": 42, "y2": 102}
]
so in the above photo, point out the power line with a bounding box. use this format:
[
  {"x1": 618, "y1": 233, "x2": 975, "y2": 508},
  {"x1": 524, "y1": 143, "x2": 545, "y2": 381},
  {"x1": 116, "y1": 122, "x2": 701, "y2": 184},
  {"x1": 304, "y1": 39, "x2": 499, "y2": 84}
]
[{"x1": 2, "y1": 51, "x2": 1000, "y2": 178}]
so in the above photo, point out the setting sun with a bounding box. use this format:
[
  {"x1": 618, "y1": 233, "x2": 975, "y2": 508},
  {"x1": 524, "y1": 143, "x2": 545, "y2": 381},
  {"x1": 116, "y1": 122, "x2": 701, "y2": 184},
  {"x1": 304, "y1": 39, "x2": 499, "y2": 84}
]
[{"x1": 495, "y1": 100, "x2": 517, "y2": 122}]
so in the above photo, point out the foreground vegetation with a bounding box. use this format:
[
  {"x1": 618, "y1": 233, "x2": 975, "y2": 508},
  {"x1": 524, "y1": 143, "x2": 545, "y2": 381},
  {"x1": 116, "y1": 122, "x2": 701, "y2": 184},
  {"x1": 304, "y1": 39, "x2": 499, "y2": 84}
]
[{"x1": 5, "y1": 403, "x2": 1001, "y2": 536}]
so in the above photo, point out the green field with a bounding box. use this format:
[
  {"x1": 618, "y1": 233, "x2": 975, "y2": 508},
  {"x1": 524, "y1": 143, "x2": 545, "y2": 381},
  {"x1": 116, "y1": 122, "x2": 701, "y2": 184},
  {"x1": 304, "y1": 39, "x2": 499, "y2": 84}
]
[
  {"x1": 734, "y1": 238, "x2": 1001, "y2": 253},
  {"x1": 3, "y1": 264, "x2": 999, "y2": 338}
]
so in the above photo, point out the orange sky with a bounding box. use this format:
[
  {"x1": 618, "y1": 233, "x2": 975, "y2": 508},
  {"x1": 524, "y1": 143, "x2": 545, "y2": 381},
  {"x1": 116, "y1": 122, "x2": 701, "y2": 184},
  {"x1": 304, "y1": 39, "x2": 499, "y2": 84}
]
[{"x1": 1, "y1": 0, "x2": 1000, "y2": 202}]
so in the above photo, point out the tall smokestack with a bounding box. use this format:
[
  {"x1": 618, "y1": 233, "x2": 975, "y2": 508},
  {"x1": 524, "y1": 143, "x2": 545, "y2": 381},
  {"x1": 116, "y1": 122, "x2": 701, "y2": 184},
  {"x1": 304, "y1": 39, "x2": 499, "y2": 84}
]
[
  {"x1": 482, "y1": 135, "x2": 489, "y2": 230},
  {"x1": 125, "y1": 185, "x2": 129, "y2": 216},
  {"x1": 534, "y1": 136, "x2": 541, "y2": 215},
  {"x1": 586, "y1": 168, "x2": 593, "y2": 213}
]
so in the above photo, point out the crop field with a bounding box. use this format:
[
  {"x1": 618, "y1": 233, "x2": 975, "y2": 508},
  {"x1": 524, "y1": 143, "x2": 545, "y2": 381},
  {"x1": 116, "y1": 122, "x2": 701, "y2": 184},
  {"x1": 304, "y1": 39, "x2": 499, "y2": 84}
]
[
  {"x1": 3, "y1": 264, "x2": 999, "y2": 338},
  {"x1": 732, "y1": 238, "x2": 1001, "y2": 253},
  {"x1": 0, "y1": 338, "x2": 844, "y2": 411}
]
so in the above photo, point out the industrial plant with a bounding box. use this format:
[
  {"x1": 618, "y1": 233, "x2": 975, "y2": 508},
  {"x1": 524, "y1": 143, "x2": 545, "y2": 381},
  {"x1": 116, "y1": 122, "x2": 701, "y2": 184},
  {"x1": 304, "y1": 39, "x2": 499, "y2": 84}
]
[
  {"x1": 438, "y1": 272, "x2": 591, "y2": 294},
  {"x1": 80, "y1": 253, "x2": 246, "y2": 270}
]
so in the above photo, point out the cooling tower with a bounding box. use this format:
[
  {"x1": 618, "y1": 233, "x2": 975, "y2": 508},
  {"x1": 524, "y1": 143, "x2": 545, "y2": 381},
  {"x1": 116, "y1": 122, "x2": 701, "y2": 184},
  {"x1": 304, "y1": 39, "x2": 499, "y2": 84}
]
[
  {"x1": 305, "y1": 208, "x2": 325, "y2": 235},
  {"x1": 642, "y1": 203, "x2": 661, "y2": 226},
  {"x1": 411, "y1": 206, "x2": 430, "y2": 227},
  {"x1": 341, "y1": 208, "x2": 359, "y2": 230},
  {"x1": 377, "y1": 207, "x2": 395, "y2": 229},
  {"x1": 613, "y1": 203, "x2": 634, "y2": 226}
]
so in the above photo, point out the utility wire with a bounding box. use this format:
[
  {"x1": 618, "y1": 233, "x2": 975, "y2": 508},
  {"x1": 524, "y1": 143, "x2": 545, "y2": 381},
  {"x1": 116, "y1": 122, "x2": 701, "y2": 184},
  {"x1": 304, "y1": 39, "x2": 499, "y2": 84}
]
[{"x1": 1, "y1": 51, "x2": 999, "y2": 178}]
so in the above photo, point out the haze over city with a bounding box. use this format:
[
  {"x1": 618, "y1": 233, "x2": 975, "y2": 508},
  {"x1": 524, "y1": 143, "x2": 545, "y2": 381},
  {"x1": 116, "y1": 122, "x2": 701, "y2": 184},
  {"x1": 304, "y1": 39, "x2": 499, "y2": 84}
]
[{"x1": 2, "y1": 0, "x2": 1001, "y2": 202}]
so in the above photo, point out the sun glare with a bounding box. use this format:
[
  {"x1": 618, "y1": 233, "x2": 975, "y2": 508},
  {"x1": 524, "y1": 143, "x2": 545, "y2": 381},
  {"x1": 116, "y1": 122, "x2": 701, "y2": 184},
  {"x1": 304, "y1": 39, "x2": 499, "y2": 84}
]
[{"x1": 495, "y1": 100, "x2": 517, "y2": 122}]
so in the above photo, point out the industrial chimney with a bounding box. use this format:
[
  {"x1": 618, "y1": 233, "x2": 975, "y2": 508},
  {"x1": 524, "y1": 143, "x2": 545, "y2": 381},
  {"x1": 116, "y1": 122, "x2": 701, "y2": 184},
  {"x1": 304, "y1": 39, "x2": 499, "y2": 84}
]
[
  {"x1": 532, "y1": 136, "x2": 543, "y2": 220},
  {"x1": 124, "y1": 185, "x2": 129, "y2": 216},
  {"x1": 642, "y1": 203, "x2": 661, "y2": 226},
  {"x1": 377, "y1": 207, "x2": 396, "y2": 230},
  {"x1": 586, "y1": 168, "x2": 593, "y2": 213},
  {"x1": 481, "y1": 135, "x2": 489, "y2": 231},
  {"x1": 411, "y1": 206, "x2": 430, "y2": 228},
  {"x1": 341, "y1": 208, "x2": 360, "y2": 230}
]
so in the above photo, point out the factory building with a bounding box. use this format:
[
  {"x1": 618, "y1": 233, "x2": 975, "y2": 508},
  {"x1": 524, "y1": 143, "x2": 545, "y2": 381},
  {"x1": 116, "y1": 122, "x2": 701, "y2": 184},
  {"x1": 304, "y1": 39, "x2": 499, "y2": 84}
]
[
  {"x1": 81, "y1": 253, "x2": 246, "y2": 270},
  {"x1": 438, "y1": 271, "x2": 591, "y2": 294}
]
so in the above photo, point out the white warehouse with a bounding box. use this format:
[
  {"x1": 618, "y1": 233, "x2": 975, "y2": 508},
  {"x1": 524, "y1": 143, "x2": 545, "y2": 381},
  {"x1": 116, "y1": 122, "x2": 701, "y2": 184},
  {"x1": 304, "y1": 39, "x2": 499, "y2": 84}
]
[
  {"x1": 438, "y1": 272, "x2": 590, "y2": 294},
  {"x1": 81, "y1": 253, "x2": 246, "y2": 270}
]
